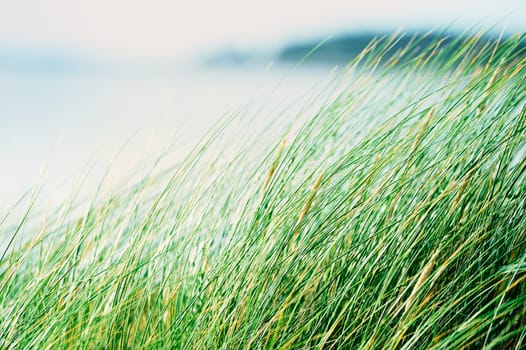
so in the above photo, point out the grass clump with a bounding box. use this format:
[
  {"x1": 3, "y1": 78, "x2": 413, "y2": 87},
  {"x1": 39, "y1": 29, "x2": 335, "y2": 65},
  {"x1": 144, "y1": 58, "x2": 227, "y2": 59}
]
[{"x1": 1, "y1": 32, "x2": 525, "y2": 349}]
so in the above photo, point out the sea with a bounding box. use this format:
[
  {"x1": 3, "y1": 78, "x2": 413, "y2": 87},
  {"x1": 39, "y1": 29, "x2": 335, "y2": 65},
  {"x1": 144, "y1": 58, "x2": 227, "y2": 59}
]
[{"x1": 0, "y1": 63, "x2": 339, "y2": 212}]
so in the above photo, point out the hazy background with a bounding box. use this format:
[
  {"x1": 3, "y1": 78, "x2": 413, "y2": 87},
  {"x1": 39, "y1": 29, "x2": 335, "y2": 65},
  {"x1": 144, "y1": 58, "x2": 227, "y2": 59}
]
[
  {"x1": 2, "y1": 0, "x2": 524, "y2": 62},
  {"x1": 1, "y1": 0, "x2": 525, "y2": 210}
]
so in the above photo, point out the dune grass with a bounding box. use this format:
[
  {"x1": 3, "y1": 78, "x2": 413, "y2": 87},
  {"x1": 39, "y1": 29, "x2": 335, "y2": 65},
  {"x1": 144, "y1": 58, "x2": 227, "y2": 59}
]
[{"x1": 1, "y1": 32, "x2": 525, "y2": 349}]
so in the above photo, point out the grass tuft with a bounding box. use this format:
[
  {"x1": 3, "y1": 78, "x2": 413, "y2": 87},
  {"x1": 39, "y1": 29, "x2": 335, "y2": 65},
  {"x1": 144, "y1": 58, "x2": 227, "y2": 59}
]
[{"x1": 1, "y1": 31, "x2": 525, "y2": 349}]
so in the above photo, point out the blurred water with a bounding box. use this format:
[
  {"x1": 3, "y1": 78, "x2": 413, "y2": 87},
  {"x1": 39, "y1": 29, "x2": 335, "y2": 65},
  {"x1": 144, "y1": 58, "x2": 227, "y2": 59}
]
[{"x1": 0, "y1": 65, "x2": 335, "y2": 211}]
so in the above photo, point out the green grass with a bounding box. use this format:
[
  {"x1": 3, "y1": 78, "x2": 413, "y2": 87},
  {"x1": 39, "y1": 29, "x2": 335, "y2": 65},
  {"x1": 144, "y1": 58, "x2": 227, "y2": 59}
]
[{"x1": 1, "y1": 32, "x2": 525, "y2": 349}]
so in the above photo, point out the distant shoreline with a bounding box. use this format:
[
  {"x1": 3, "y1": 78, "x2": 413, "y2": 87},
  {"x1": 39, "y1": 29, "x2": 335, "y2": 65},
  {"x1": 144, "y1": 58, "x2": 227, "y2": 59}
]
[{"x1": 203, "y1": 31, "x2": 526, "y2": 68}]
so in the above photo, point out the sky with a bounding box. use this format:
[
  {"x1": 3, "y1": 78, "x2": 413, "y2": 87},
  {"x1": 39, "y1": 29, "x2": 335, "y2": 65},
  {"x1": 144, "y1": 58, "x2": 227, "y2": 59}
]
[{"x1": 0, "y1": 0, "x2": 525, "y2": 62}]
